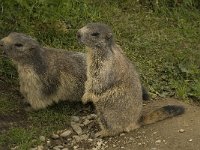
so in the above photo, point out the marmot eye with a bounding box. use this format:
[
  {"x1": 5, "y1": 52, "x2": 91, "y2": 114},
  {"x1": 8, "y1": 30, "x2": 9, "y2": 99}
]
[
  {"x1": 91, "y1": 32, "x2": 100, "y2": 36},
  {"x1": 14, "y1": 43, "x2": 23, "y2": 47}
]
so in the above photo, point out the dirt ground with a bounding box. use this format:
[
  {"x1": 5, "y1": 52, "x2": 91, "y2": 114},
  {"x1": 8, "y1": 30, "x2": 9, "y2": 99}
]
[
  {"x1": 0, "y1": 83, "x2": 200, "y2": 150},
  {"x1": 103, "y1": 99, "x2": 200, "y2": 150}
]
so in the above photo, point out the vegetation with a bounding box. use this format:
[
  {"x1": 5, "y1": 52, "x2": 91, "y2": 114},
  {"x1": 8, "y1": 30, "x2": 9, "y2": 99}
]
[{"x1": 0, "y1": 0, "x2": 199, "y2": 149}]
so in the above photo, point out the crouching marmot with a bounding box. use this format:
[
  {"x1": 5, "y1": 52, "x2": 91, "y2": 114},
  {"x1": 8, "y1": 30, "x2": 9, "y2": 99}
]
[
  {"x1": 77, "y1": 23, "x2": 185, "y2": 137},
  {"x1": 0, "y1": 32, "x2": 86, "y2": 111}
]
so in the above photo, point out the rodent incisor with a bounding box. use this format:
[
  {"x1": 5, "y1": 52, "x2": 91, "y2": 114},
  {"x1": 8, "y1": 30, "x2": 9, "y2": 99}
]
[
  {"x1": 0, "y1": 32, "x2": 86, "y2": 111},
  {"x1": 77, "y1": 23, "x2": 185, "y2": 137}
]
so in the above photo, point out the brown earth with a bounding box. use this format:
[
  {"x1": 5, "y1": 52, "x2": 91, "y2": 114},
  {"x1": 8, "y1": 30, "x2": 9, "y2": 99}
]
[
  {"x1": 103, "y1": 98, "x2": 200, "y2": 150},
  {"x1": 0, "y1": 81, "x2": 200, "y2": 150}
]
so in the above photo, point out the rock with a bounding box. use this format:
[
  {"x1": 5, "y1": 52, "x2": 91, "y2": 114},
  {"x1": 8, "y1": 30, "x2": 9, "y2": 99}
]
[
  {"x1": 189, "y1": 139, "x2": 193, "y2": 142},
  {"x1": 62, "y1": 148, "x2": 69, "y2": 150},
  {"x1": 88, "y1": 138, "x2": 93, "y2": 142},
  {"x1": 39, "y1": 136, "x2": 45, "y2": 142},
  {"x1": 51, "y1": 133, "x2": 59, "y2": 139},
  {"x1": 87, "y1": 114, "x2": 97, "y2": 120},
  {"x1": 31, "y1": 145, "x2": 44, "y2": 150},
  {"x1": 73, "y1": 135, "x2": 81, "y2": 142},
  {"x1": 53, "y1": 145, "x2": 63, "y2": 150},
  {"x1": 80, "y1": 134, "x2": 89, "y2": 140},
  {"x1": 11, "y1": 146, "x2": 19, "y2": 150},
  {"x1": 53, "y1": 147, "x2": 60, "y2": 150},
  {"x1": 83, "y1": 119, "x2": 90, "y2": 126},
  {"x1": 71, "y1": 116, "x2": 80, "y2": 122},
  {"x1": 71, "y1": 123, "x2": 83, "y2": 135},
  {"x1": 73, "y1": 145, "x2": 79, "y2": 149},
  {"x1": 155, "y1": 140, "x2": 161, "y2": 144},
  {"x1": 138, "y1": 143, "x2": 142, "y2": 146},
  {"x1": 46, "y1": 139, "x2": 51, "y2": 147},
  {"x1": 120, "y1": 133, "x2": 125, "y2": 136},
  {"x1": 60, "y1": 130, "x2": 72, "y2": 137},
  {"x1": 178, "y1": 129, "x2": 185, "y2": 133}
]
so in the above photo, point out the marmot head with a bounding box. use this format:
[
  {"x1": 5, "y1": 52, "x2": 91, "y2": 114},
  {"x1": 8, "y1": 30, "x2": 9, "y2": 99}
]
[
  {"x1": 77, "y1": 23, "x2": 114, "y2": 49},
  {"x1": 0, "y1": 32, "x2": 40, "y2": 63}
]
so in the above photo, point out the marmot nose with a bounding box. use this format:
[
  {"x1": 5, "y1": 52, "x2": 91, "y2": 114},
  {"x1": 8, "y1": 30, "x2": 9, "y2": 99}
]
[
  {"x1": 77, "y1": 31, "x2": 82, "y2": 41},
  {"x1": 0, "y1": 40, "x2": 6, "y2": 55},
  {"x1": 0, "y1": 40, "x2": 3, "y2": 47}
]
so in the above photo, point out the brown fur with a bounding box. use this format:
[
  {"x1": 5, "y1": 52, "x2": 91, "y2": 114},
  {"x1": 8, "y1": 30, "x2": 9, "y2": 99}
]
[
  {"x1": 0, "y1": 32, "x2": 86, "y2": 110},
  {"x1": 77, "y1": 23, "x2": 184, "y2": 137}
]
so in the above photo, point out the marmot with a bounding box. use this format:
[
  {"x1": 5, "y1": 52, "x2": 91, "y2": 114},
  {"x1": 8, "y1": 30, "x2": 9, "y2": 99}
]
[
  {"x1": 77, "y1": 23, "x2": 185, "y2": 137},
  {"x1": 0, "y1": 32, "x2": 86, "y2": 111},
  {"x1": 0, "y1": 33, "x2": 149, "y2": 111}
]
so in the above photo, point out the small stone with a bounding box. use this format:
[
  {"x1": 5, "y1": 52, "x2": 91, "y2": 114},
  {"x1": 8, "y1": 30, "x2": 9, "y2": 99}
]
[
  {"x1": 71, "y1": 123, "x2": 83, "y2": 135},
  {"x1": 39, "y1": 136, "x2": 46, "y2": 142},
  {"x1": 80, "y1": 134, "x2": 89, "y2": 140},
  {"x1": 29, "y1": 148, "x2": 37, "y2": 150},
  {"x1": 155, "y1": 140, "x2": 161, "y2": 144},
  {"x1": 73, "y1": 135, "x2": 82, "y2": 142},
  {"x1": 51, "y1": 133, "x2": 59, "y2": 139},
  {"x1": 62, "y1": 148, "x2": 69, "y2": 150},
  {"x1": 120, "y1": 133, "x2": 125, "y2": 136},
  {"x1": 46, "y1": 140, "x2": 51, "y2": 146},
  {"x1": 189, "y1": 139, "x2": 193, "y2": 142},
  {"x1": 56, "y1": 145, "x2": 64, "y2": 148},
  {"x1": 151, "y1": 148, "x2": 157, "y2": 150},
  {"x1": 113, "y1": 144, "x2": 116, "y2": 147},
  {"x1": 178, "y1": 129, "x2": 185, "y2": 133},
  {"x1": 83, "y1": 119, "x2": 90, "y2": 126},
  {"x1": 60, "y1": 130, "x2": 72, "y2": 137},
  {"x1": 36, "y1": 145, "x2": 44, "y2": 150},
  {"x1": 87, "y1": 114, "x2": 97, "y2": 120},
  {"x1": 73, "y1": 145, "x2": 79, "y2": 149},
  {"x1": 88, "y1": 138, "x2": 93, "y2": 142},
  {"x1": 53, "y1": 147, "x2": 60, "y2": 150},
  {"x1": 138, "y1": 143, "x2": 142, "y2": 146},
  {"x1": 121, "y1": 146, "x2": 125, "y2": 149},
  {"x1": 11, "y1": 146, "x2": 19, "y2": 150},
  {"x1": 71, "y1": 116, "x2": 80, "y2": 122}
]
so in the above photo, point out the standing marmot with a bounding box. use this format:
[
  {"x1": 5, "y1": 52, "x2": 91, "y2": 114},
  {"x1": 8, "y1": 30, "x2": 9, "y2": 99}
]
[
  {"x1": 0, "y1": 32, "x2": 86, "y2": 111},
  {"x1": 77, "y1": 23, "x2": 185, "y2": 137}
]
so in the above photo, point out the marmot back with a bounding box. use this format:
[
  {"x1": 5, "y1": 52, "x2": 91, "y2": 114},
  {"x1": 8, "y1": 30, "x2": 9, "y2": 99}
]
[
  {"x1": 78, "y1": 23, "x2": 185, "y2": 137},
  {"x1": 0, "y1": 32, "x2": 86, "y2": 111}
]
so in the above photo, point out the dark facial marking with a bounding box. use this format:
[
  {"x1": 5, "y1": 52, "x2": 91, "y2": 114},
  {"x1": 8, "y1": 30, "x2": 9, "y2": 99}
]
[
  {"x1": 91, "y1": 32, "x2": 100, "y2": 37},
  {"x1": 14, "y1": 43, "x2": 23, "y2": 47}
]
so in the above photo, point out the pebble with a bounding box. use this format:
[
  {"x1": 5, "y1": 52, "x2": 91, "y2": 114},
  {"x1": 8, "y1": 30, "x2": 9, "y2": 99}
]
[
  {"x1": 178, "y1": 129, "x2": 185, "y2": 133},
  {"x1": 73, "y1": 145, "x2": 79, "y2": 149},
  {"x1": 71, "y1": 123, "x2": 83, "y2": 135},
  {"x1": 73, "y1": 135, "x2": 82, "y2": 142},
  {"x1": 39, "y1": 136, "x2": 46, "y2": 142},
  {"x1": 189, "y1": 139, "x2": 193, "y2": 142},
  {"x1": 83, "y1": 119, "x2": 91, "y2": 125},
  {"x1": 51, "y1": 133, "x2": 59, "y2": 139},
  {"x1": 71, "y1": 116, "x2": 80, "y2": 122},
  {"x1": 120, "y1": 133, "x2": 125, "y2": 136},
  {"x1": 60, "y1": 130, "x2": 72, "y2": 137},
  {"x1": 62, "y1": 148, "x2": 69, "y2": 150},
  {"x1": 46, "y1": 140, "x2": 51, "y2": 146},
  {"x1": 138, "y1": 143, "x2": 142, "y2": 146},
  {"x1": 155, "y1": 140, "x2": 161, "y2": 144}
]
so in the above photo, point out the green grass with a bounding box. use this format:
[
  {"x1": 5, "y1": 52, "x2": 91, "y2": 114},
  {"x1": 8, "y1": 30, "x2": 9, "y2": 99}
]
[{"x1": 0, "y1": 0, "x2": 200, "y2": 149}]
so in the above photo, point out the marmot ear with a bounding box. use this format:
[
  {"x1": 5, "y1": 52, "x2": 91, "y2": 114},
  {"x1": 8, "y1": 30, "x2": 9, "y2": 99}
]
[{"x1": 106, "y1": 32, "x2": 113, "y2": 41}]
